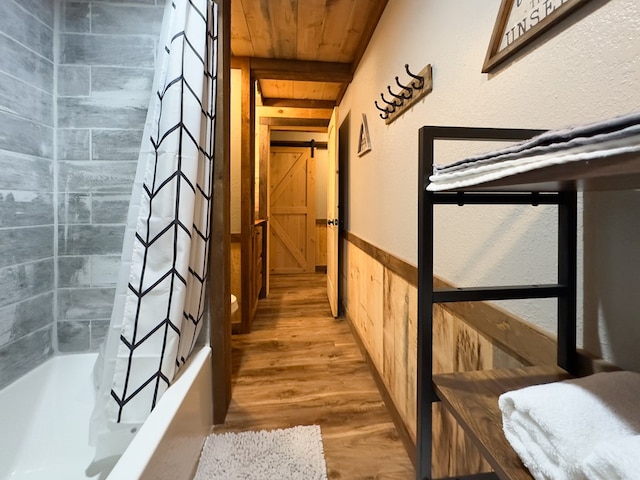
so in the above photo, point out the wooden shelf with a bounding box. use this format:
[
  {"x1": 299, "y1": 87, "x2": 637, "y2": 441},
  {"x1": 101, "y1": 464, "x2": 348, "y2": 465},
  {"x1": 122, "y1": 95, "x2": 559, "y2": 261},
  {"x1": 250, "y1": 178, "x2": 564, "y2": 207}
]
[{"x1": 433, "y1": 366, "x2": 572, "y2": 480}]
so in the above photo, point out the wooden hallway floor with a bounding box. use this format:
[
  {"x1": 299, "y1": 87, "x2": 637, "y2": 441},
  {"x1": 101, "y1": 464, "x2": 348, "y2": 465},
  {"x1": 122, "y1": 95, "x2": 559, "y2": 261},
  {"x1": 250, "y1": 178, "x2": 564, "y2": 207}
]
[{"x1": 213, "y1": 273, "x2": 415, "y2": 479}]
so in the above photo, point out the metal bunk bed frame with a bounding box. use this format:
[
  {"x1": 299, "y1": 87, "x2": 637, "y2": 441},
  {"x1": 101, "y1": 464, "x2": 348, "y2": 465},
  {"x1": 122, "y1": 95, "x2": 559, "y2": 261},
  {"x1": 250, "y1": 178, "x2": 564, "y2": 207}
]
[{"x1": 417, "y1": 126, "x2": 579, "y2": 480}]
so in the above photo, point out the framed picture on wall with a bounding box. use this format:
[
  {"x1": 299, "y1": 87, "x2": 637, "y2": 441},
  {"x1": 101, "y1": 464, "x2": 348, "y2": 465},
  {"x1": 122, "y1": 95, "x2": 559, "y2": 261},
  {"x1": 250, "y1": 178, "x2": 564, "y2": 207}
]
[
  {"x1": 357, "y1": 113, "x2": 372, "y2": 157},
  {"x1": 483, "y1": 0, "x2": 593, "y2": 73}
]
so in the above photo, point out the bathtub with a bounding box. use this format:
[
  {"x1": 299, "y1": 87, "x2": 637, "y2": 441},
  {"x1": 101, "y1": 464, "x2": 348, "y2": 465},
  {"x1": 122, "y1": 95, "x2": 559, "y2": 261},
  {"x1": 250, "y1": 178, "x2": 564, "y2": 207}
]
[{"x1": 0, "y1": 346, "x2": 213, "y2": 480}]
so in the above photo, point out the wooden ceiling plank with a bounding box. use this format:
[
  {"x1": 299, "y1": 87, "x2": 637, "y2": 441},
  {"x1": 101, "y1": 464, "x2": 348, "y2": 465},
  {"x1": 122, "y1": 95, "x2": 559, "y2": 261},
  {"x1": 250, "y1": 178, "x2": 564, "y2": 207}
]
[
  {"x1": 260, "y1": 79, "x2": 295, "y2": 99},
  {"x1": 231, "y1": 0, "x2": 389, "y2": 106},
  {"x1": 317, "y1": 0, "x2": 358, "y2": 62},
  {"x1": 293, "y1": 80, "x2": 321, "y2": 100},
  {"x1": 296, "y1": 0, "x2": 327, "y2": 61},
  {"x1": 324, "y1": 82, "x2": 344, "y2": 100},
  {"x1": 350, "y1": 0, "x2": 388, "y2": 72},
  {"x1": 289, "y1": 81, "x2": 342, "y2": 101},
  {"x1": 250, "y1": 58, "x2": 353, "y2": 83},
  {"x1": 335, "y1": 82, "x2": 350, "y2": 105},
  {"x1": 230, "y1": 0, "x2": 254, "y2": 56},
  {"x1": 336, "y1": 0, "x2": 363, "y2": 58},
  {"x1": 321, "y1": 82, "x2": 340, "y2": 102},
  {"x1": 267, "y1": 0, "x2": 298, "y2": 58},
  {"x1": 241, "y1": 0, "x2": 275, "y2": 57}
]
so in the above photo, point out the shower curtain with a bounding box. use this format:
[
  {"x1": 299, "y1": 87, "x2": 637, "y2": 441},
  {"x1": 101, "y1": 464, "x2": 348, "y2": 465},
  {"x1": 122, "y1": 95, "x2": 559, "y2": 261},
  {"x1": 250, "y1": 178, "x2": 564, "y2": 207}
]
[{"x1": 90, "y1": 0, "x2": 217, "y2": 460}]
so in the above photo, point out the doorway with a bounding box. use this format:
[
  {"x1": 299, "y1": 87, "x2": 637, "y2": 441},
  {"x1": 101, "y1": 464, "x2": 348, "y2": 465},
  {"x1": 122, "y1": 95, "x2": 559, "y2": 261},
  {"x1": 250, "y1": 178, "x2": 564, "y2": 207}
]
[
  {"x1": 337, "y1": 112, "x2": 350, "y2": 313},
  {"x1": 267, "y1": 130, "x2": 329, "y2": 280},
  {"x1": 269, "y1": 146, "x2": 317, "y2": 274}
]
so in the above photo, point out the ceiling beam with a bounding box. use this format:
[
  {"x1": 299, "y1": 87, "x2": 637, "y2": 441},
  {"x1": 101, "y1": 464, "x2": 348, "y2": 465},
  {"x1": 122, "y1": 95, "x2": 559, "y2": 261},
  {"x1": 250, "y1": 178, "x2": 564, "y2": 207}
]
[
  {"x1": 259, "y1": 117, "x2": 330, "y2": 128},
  {"x1": 269, "y1": 125, "x2": 328, "y2": 132},
  {"x1": 257, "y1": 105, "x2": 332, "y2": 130},
  {"x1": 247, "y1": 57, "x2": 353, "y2": 83},
  {"x1": 261, "y1": 98, "x2": 336, "y2": 109},
  {"x1": 257, "y1": 106, "x2": 333, "y2": 120}
]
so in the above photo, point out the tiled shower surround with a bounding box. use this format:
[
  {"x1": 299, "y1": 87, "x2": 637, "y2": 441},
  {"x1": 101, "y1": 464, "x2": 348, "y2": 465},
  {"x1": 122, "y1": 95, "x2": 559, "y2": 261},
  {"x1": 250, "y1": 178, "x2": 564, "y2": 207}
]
[{"x1": 0, "y1": 0, "x2": 164, "y2": 389}]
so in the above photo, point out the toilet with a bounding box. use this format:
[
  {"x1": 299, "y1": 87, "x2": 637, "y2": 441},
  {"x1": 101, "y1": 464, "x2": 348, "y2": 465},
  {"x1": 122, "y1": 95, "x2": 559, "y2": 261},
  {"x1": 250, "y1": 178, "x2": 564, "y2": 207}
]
[{"x1": 231, "y1": 294, "x2": 238, "y2": 315}]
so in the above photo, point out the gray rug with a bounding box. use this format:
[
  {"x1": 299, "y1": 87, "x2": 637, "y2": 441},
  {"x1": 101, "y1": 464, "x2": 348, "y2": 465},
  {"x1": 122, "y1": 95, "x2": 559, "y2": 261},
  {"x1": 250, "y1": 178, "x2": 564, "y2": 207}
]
[{"x1": 194, "y1": 425, "x2": 328, "y2": 480}]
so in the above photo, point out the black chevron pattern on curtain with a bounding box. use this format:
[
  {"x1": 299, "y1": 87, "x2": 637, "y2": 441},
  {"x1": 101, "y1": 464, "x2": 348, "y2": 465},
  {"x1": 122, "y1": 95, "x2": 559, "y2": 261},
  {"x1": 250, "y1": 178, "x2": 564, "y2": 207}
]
[{"x1": 108, "y1": 0, "x2": 218, "y2": 423}]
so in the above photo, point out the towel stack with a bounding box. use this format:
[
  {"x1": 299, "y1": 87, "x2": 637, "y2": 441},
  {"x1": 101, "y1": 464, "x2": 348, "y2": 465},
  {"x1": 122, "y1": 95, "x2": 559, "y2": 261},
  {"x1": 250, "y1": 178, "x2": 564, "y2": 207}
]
[{"x1": 499, "y1": 371, "x2": 640, "y2": 480}]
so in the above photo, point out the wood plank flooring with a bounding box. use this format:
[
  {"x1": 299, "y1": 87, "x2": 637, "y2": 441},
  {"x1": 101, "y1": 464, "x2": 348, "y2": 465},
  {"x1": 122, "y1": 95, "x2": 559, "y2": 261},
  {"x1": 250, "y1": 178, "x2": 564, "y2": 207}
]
[{"x1": 214, "y1": 273, "x2": 415, "y2": 479}]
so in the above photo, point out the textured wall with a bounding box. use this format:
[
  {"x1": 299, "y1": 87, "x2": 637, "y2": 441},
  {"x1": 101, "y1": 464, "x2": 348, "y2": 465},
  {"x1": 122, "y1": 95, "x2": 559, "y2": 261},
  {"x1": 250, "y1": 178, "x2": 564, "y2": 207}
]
[
  {"x1": 0, "y1": 0, "x2": 55, "y2": 389},
  {"x1": 56, "y1": 0, "x2": 163, "y2": 353},
  {"x1": 338, "y1": 0, "x2": 640, "y2": 365}
]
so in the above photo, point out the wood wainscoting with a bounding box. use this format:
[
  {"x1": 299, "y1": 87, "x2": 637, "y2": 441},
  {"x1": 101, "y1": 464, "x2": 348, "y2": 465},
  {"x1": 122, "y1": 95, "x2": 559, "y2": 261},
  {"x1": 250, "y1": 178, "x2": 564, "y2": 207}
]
[
  {"x1": 231, "y1": 223, "x2": 267, "y2": 334},
  {"x1": 340, "y1": 231, "x2": 563, "y2": 478}
]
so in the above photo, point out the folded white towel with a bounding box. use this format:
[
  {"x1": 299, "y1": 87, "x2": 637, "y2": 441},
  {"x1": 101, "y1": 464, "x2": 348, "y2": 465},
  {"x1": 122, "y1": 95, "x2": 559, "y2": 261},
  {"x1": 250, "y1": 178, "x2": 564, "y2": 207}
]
[
  {"x1": 498, "y1": 371, "x2": 640, "y2": 480},
  {"x1": 579, "y1": 435, "x2": 640, "y2": 480}
]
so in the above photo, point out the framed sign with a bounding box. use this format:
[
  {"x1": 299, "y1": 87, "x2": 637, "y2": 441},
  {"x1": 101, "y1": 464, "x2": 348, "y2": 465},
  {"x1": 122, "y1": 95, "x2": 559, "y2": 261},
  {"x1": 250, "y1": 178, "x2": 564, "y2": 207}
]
[
  {"x1": 357, "y1": 114, "x2": 372, "y2": 157},
  {"x1": 482, "y1": 0, "x2": 592, "y2": 73}
]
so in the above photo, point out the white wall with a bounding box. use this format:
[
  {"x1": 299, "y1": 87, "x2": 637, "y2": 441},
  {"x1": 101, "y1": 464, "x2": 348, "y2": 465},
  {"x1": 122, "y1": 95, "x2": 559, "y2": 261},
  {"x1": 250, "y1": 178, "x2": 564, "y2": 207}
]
[{"x1": 339, "y1": 0, "x2": 640, "y2": 369}]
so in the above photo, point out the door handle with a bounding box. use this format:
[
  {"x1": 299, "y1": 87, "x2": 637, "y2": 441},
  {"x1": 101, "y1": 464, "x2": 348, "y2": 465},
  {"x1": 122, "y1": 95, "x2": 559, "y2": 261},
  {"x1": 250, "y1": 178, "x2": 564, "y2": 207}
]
[{"x1": 327, "y1": 219, "x2": 338, "y2": 226}]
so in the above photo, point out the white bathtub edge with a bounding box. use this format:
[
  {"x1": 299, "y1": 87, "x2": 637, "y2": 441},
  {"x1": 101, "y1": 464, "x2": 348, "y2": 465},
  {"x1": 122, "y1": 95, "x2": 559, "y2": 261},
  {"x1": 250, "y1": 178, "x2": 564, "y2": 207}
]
[{"x1": 107, "y1": 345, "x2": 213, "y2": 480}]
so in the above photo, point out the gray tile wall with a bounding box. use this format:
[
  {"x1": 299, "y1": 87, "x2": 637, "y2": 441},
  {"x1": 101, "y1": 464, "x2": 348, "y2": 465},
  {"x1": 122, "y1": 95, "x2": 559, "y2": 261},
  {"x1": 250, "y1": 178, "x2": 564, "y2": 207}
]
[
  {"x1": 0, "y1": 0, "x2": 164, "y2": 388},
  {"x1": 56, "y1": 0, "x2": 162, "y2": 353},
  {"x1": 0, "y1": 0, "x2": 55, "y2": 389}
]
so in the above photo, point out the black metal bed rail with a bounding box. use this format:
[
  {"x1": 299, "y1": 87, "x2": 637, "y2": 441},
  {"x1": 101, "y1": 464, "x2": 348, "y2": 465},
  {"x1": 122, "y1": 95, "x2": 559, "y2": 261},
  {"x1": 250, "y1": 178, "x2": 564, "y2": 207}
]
[
  {"x1": 433, "y1": 284, "x2": 567, "y2": 303},
  {"x1": 416, "y1": 126, "x2": 578, "y2": 480},
  {"x1": 431, "y1": 191, "x2": 561, "y2": 205}
]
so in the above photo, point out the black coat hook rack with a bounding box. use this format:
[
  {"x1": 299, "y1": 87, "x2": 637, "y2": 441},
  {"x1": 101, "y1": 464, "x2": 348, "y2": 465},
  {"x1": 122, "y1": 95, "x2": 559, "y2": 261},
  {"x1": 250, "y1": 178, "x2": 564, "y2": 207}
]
[{"x1": 373, "y1": 64, "x2": 433, "y2": 125}]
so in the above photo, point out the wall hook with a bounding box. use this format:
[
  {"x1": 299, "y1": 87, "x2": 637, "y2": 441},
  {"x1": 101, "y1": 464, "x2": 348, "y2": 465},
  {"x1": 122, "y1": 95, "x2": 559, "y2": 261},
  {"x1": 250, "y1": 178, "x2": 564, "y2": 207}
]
[
  {"x1": 373, "y1": 63, "x2": 432, "y2": 124},
  {"x1": 380, "y1": 93, "x2": 397, "y2": 112},
  {"x1": 395, "y1": 76, "x2": 413, "y2": 99},
  {"x1": 386, "y1": 85, "x2": 405, "y2": 106},
  {"x1": 374, "y1": 100, "x2": 390, "y2": 119},
  {"x1": 405, "y1": 64, "x2": 424, "y2": 89}
]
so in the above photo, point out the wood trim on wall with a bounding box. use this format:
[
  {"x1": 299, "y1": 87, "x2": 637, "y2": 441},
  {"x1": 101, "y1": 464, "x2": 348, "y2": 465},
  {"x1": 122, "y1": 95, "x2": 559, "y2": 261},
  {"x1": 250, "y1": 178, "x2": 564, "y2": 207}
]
[
  {"x1": 342, "y1": 230, "x2": 553, "y2": 366},
  {"x1": 238, "y1": 56, "x2": 252, "y2": 334},
  {"x1": 210, "y1": 0, "x2": 231, "y2": 425},
  {"x1": 342, "y1": 231, "x2": 616, "y2": 372},
  {"x1": 258, "y1": 124, "x2": 269, "y2": 221},
  {"x1": 433, "y1": 275, "x2": 557, "y2": 367},
  {"x1": 343, "y1": 231, "x2": 417, "y2": 287},
  {"x1": 259, "y1": 123, "x2": 269, "y2": 297}
]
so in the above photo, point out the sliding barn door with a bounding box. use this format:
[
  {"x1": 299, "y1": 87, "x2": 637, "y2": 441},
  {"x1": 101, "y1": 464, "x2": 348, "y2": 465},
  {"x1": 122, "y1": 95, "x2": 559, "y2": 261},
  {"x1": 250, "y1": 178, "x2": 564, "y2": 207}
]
[{"x1": 269, "y1": 147, "x2": 316, "y2": 273}]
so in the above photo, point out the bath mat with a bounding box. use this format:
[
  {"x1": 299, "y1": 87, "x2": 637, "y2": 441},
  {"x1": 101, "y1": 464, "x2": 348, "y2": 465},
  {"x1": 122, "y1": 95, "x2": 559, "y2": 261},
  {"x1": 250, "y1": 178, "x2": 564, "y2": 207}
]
[{"x1": 194, "y1": 425, "x2": 328, "y2": 480}]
